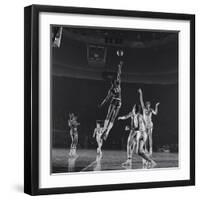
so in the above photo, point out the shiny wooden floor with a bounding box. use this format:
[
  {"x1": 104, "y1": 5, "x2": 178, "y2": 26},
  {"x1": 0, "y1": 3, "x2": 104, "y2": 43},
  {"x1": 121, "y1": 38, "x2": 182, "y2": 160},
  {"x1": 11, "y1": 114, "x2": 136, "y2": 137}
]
[{"x1": 51, "y1": 148, "x2": 178, "y2": 174}]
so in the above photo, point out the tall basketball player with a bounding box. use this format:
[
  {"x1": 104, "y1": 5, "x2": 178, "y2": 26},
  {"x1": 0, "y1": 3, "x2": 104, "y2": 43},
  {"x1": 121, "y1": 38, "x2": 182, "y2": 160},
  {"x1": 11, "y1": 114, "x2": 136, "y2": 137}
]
[{"x1": 138, "y1": 88, "x2": 160, "y2": 155}]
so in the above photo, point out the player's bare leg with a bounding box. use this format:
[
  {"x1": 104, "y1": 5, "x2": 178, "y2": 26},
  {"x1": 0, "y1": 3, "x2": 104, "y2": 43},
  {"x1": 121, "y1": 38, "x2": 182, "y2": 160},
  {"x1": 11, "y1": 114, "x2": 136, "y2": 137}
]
[
  {"x1": 103, "y1": 105, "x2": 113, "y2": 130},
  {"x1": 139, "y1": 143, "x2": 156, "y2": 168},
  {"x1": 69, "y1": 131, "x2": 74, "y2": 157},
  {"x1": 73, "y1": 134, "x2": 78, "y2": 157},
  {"x1": 138, "y1": 133, "x2": 156, "y2": 168},
  {"x1": 138, "y1": 141, "x2": 152, "y2": 164},
  {"x1": 122, "y1": 131, "x2": 135, "y2": 167},
  {"x1": 103, "y1": 105, "x2": 120, "y2": 140},
  {"x1": 97, "y1": 137, "x2": 103, "y2": 155},
  {"x1": 133, "y1": 131, "x2": 149, "y2": 168},
  {"x1": 147, "y1": 128, "x2": 153, "y2": 155},
  {"x1": 135, "y1": 131, "x2": 142, "y2": 154},
  {"x1": 102, "y1": 105, "x2": 115, "y2": 138},
  {"x1": 142, "y1": 149, "x2": 150, "y2": 169},
  {"x1": 142, "y1": 142, "x2": 149, "y2": 168},
  {"x1": 69, "y1": 133, "x2": 78, "y2": 158},
  {"x1": 134, "y1": 140, "x2": 148, "y2": 168}
]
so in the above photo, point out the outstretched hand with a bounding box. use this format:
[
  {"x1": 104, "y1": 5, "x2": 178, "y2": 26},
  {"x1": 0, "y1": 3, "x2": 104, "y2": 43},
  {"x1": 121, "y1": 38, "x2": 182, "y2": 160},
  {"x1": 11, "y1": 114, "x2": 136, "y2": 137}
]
[
  {"x1": 118, "y1": 116, "x2": 122, "y2": 120},
  {"x1": 138, "y1": 88, "x2": 142, "y2": 94},
  {"x1": 156, "y1": 102, "x2": 160, "y2": 106},
  {"x1": 132, "y1": 104, "x2": 136, "y2": 112}
]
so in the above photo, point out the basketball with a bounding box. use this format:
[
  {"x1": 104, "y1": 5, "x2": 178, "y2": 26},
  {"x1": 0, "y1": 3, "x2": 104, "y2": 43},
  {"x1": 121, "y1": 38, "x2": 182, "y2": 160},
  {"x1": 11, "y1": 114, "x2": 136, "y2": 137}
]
[{"x1": 117, "y1": 49, "x2": 124, "y2": 57}]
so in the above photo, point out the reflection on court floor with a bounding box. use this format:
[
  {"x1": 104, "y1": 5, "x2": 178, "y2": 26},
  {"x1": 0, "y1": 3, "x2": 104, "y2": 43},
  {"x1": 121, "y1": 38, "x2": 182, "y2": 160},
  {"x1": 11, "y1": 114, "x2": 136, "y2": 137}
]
[{"x1": 52, "y1": 149, "x2": 178, "y2": 173}]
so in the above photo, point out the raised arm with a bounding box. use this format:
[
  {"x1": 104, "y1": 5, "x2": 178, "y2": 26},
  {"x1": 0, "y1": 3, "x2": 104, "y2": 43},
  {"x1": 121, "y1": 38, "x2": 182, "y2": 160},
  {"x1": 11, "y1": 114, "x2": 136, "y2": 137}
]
[
  {"x1": 93, "y1": 128, "x2": 97, "y2": 138},
  {"x1": 116, "y1": 61, "x2": 123, "y2": 83},
  {"x1": 138, "y1": 88, "x2": 145, "y2": 110},
  {"x1": 68, "y1": 119, "x2": 71, "y2": 127},
  {"x1": 75, "y1": 121, "x2": 80, "y2": 126},
  {"x1": 100, "y1": 90, "x2": 111, "y2": 107},
  {"x1": 152, "y1": 102, "x2": 160, "y2": 115},
  {"x1": 118, "y1": 112, "x2": 132, "y2": 120}
]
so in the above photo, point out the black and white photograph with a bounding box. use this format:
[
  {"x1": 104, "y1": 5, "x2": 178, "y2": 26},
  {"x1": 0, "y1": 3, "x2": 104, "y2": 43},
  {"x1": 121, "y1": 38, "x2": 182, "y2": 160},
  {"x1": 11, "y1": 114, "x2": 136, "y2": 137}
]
[
  {"x1": 24, "y1": 5, "x2": 195, "y2": 195},
  {"x1": 51, "y1": 26, "x2": 179, "y2": 174},
  {"x1": 0, "y1": 0, "x2": 198, "y2": 198}
]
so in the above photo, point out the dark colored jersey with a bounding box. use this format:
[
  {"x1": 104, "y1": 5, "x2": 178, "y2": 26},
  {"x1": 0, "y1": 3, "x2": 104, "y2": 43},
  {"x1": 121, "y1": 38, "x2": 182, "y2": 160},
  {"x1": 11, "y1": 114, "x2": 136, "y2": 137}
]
[
  {"x1": 68, "y1": 119, "x2": 79, "y2": 132},
  {"x1": 110, "y1": 85, "x2": 121, "y2": 100}
]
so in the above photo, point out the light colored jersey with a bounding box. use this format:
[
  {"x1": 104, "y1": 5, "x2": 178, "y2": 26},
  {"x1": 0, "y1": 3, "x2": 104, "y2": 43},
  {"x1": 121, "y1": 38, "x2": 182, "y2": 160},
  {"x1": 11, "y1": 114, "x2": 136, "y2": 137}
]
[
  {"x1": 122, "y1": 111, "x2": 146, "y2": 132},
  {"x1": 68, "y1": 119, "x2": 79, "y2": 129},
  {"x1": 94, "y1": 127, "x2": 103, "y2": 142},
  {"x1": 132, "y1": 113, "x2": 146, "y2": 132},
  {"x1": 143, "y1": 108, "x2": 153, "y2": 128},
  {"x1": 94, "y1": 127, "x2": 103, "y2": 135}
]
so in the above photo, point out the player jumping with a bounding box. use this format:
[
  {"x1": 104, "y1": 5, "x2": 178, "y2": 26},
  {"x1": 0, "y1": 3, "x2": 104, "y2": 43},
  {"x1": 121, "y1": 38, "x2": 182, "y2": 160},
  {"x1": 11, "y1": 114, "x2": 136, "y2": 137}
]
[
  {"x1": 100, "y1": 61, "x2": 123, "y2": 140},
  {"x1": 138, "y1": 88, "x2": 160, "y2": 155},
  {"x1": 93, "y1": 121, "x2": 104, "y2": 155},
  {"x1": 68, "y1": 113, "x2": 80, "y2": 157}
]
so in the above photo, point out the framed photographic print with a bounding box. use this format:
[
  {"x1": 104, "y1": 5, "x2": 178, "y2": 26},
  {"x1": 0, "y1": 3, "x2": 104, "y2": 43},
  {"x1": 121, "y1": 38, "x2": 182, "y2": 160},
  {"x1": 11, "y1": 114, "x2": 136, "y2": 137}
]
[{"x1": 24, "y1": 5, "x2": 195, "y2": 195}]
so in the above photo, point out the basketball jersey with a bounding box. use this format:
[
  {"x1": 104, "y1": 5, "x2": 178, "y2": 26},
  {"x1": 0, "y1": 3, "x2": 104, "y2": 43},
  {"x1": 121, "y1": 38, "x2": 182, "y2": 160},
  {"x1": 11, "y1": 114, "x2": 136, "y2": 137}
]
[
  {"x1": 143, "y1": 109, "x2": 153, "y2": 128},
  {"x1": 110, "y1": 85, "x2": 121, "y2": 99},
  {"x1": 134, "y1": 114, "x2": 146, "y2": 132}
]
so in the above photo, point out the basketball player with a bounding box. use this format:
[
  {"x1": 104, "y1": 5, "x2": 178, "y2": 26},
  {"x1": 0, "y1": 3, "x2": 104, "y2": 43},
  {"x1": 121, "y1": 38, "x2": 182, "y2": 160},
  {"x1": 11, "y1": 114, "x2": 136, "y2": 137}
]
[
  {"x1": 138, "y1": 88, "x2": 160, "y2": 155},
  {"x1": 68, "y1": 113, "x2": 80, "y2": 157},
  {"x1": 118, "y1": 105, "x2": 156, "y2": 168},
  {"x1": 100, "y1": 61, "x2": 123, "y2": 140},
  {"x1": 93, "y1": 121, "x2": 104, "y2": 155}
]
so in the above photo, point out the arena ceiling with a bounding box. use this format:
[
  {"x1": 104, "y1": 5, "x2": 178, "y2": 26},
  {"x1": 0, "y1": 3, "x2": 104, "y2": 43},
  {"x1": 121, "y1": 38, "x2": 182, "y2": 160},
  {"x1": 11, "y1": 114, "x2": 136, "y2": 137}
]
[{"x1": 52, "y1": 26, "x2": 178, "y2": 84}]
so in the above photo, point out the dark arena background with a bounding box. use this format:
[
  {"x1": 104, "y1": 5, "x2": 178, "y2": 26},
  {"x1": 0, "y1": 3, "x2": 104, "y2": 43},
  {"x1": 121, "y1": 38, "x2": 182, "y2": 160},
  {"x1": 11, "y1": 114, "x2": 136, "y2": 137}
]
[{"x1": 51, "y1": 26, "x2": 178, "y2": 173}]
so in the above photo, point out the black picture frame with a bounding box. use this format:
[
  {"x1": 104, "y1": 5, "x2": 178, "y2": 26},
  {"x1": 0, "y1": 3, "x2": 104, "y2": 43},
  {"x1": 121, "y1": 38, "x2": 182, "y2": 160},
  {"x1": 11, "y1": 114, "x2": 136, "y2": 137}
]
[{"x1": 24, "y1": 4, "x2": 195, "y2": 196}]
